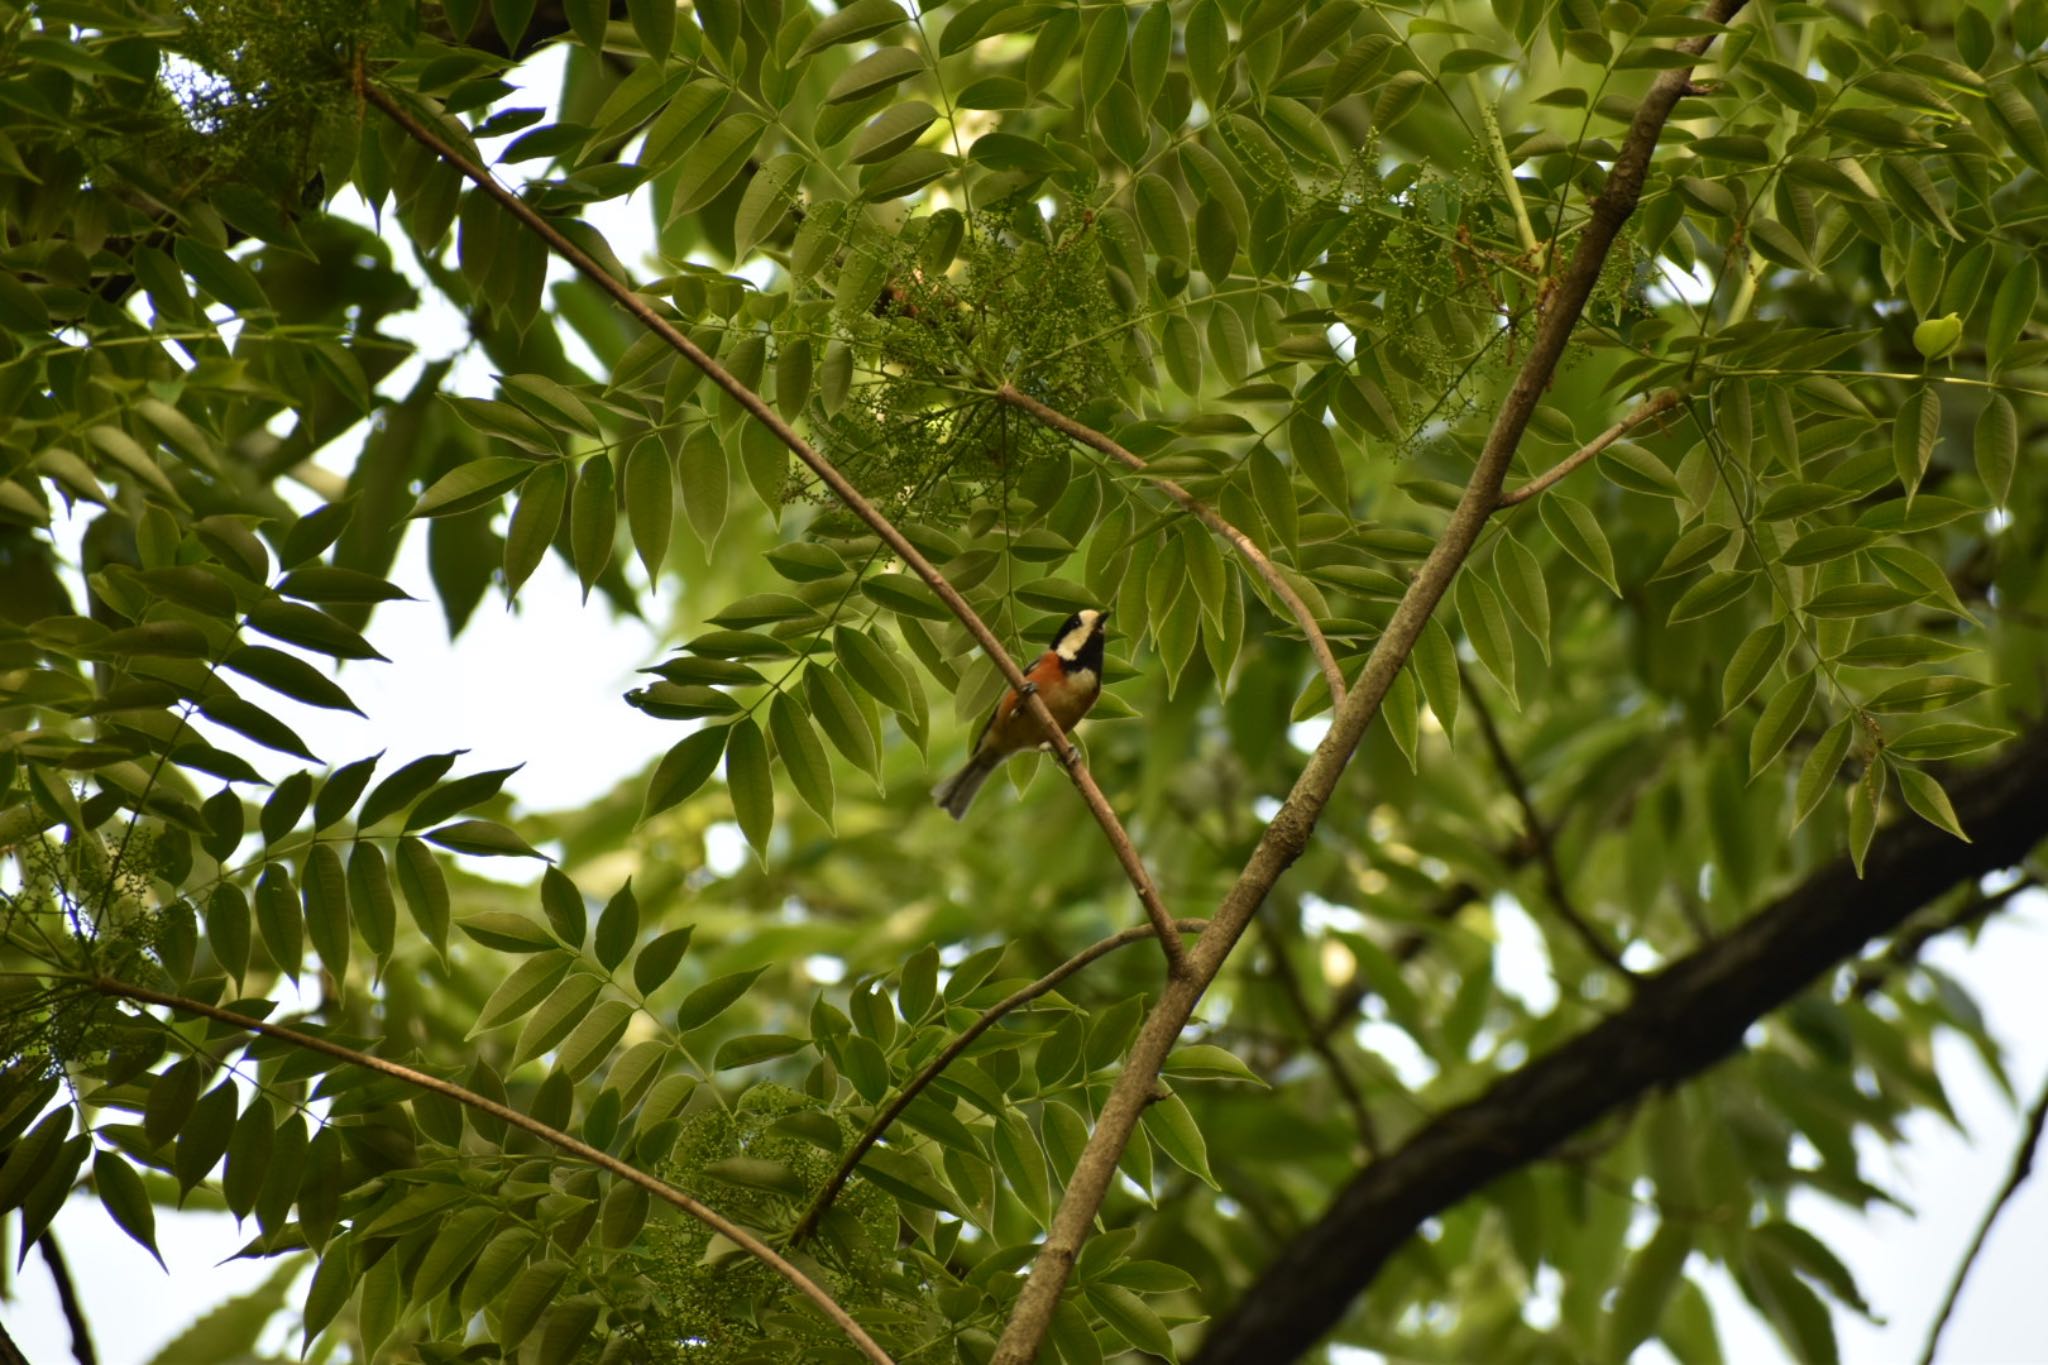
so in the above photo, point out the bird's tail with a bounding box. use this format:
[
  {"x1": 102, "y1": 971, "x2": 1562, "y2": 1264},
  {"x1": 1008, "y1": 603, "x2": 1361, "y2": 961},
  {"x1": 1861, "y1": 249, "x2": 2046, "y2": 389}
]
[{"x1": 932, "y1": 752, "x2": 1001, "y2": 820}]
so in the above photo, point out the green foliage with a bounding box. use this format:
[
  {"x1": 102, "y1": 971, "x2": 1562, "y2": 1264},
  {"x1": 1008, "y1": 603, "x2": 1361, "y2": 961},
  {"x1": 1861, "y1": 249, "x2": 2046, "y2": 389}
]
[{"x1": 3, "y1": 0, "x2": 2048, "y2": 1363}]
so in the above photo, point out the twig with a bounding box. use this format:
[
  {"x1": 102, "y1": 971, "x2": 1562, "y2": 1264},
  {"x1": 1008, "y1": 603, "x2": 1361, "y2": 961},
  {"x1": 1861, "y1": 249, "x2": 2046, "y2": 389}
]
[
  {"x1": 994, "y1": 383, "x2": 1350, "y2": 708},
  {"x1": 789, "y1": 918, "x2": 1210, "y2": 1243},
  {"x1": 360, "y1": 83, "x2": 1187, "y2": 981},
  {"x1": 1479, "y1": 100, "x2": 1541, "y2": 260},
  {"x1": 38, "y1": 1233, "x2": 96, "y2": 1365},
  {"x1": 1463, "y1": 678, "x2": 1637, "y2": 978},
  {"x1": 90, "y1": 977, "x2": 895, "y2": 1365},
  {"x1": 1918, "y1": 1067, "x2": 2048, "y2": 1365},
  {"x1": 1256, "y1": 917, "x2": 1379, "y2": 1156},
  {"x1": 1852, "y1": 874, "x2": 2039, "y2": 1000},
  {"x1": 0, "y1": 1319, "x2": 29, "y2": 1365},
  {"x1": 1495, "y1": 388, "x2": 1686, "y2": 507},
  {"x1": 988, "y1": 5, "x2": 1746, "y2": 1357}
]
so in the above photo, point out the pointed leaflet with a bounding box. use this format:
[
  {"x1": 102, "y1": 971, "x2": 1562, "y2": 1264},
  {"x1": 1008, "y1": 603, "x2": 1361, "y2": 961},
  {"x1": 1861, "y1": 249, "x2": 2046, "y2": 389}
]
[
  {"x1": 395, "y1": 836, "x2": 450, "y2": 957},
  {"x1": 595, "y1": 878, "x2": 638, "y2": 970},
  {"x1": 1413, "y1": 615, "x2": 1459, "y2": 740},
  {"x1": 1722, "y1": 620, "x2": 1789, "y2": 716},
  {"x1": 348, "y1": 840, "x2": 396, "y2": 961},
  {"x1": 1985, "y1": 254, "x2": 2038, "y2": 373},
  {"x1": 1891, "y1": 385, "x2": 1939, "y2": 501},
  {"x1": 1975, "y1": 393, "x2": 2017, "y2": 507},
  {"x1": 725, "y1": 716, "x2": 774, "y2": 857},
  {"x1": 643, "y1": 725, "x2": 729, "y2": 820},
  {"x1": 1456, "y1": 572, "x2": 1517, "y2": 706},
  {"x1": 540, "y1": 866, "x2": 586, "y2": 947},
  {"x1": 95, "y1": 1150, "x2": 165, "y2": 1269},
  {"x1": 1896, "y1": 765, "x2": 1970, "y2": 841},
  {"x1": 503, "y1": 459, "x2": 567, "y2": 599},
  {"x1": 1748, "y1": 669, "x2": 1817, "y2": 779},
  {"x1": 769, "y1": 690, "x2": 835, "y2": 826},
  {"x1": 302, "y1": 843, "x2": 350, "y2": 985},
  {"x1": 570, "y1": 454, "x2": 615, "y2": 602},
  {"x1": 1495, "y1": 537, "x2": 1550, "y2": 662},
  {"x1": 1539, "y1": 492, "x2": 1620, "y2": 594}
]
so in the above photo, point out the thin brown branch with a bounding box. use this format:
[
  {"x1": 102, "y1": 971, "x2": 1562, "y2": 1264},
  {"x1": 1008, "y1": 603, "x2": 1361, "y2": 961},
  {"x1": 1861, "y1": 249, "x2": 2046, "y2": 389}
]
[
  {"x1": 1463, "y1": 677, "x2": 1637, "y2": 978},
  {"x1": 1256, "y1": 917, "x2": 1379, "y2": 1156},
  {"x1": 1496, "y1": 387, "x2": 1686, "y2": 507},
  {"x1": 38, "y1": 1233, "x2": 96, "y2": 1365},
  {"x1": 1920, "y1": 1066, "x2": 2048, "y2": 1365},
  {"x1": 359, "y1": 84, "x2": 1188, "y2": 983},
  {"x1": 90, "y1": 977, "x2": 895, "y2": 1365},
  {"x1": 988, "y1": 6, "x2": 1746, "y2": 1357},
  {"x1": 0, "y1": 1319, "x2": 29, "y2": 1365},
  {"x1": 994, "y1": 384, "x2": 1349, "y2": 707},
  {"x1": 789, "y1": 918, "x2": 1209, "y2": 1244}
]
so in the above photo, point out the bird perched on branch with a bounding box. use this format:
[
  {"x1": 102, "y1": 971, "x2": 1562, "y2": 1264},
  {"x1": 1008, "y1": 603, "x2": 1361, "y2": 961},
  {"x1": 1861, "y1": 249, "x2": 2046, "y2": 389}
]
[{"x1": 932, "y1": 608, "x2": 1109, "y2": 819}]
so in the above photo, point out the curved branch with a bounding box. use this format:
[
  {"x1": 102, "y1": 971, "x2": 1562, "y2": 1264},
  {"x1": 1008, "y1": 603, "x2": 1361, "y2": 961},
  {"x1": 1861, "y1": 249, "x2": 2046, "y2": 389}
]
[
  {"x1": 38, "y1": 1233, "x2": 96, "y2": 1365},
  {"x1": 90, "y1": 977, "x2": 895, "y2": 1365},
  {"x1": 789, "y1": 918, "x2": 1210, "y2": 1244},
  {"x1": 1919, "y1": 1066, "x2": 2048, "y2": 1365},
  {"x1": 993, "y1": 384, "x2": 1349, "y2": 707},
  {"x1": 360, "y1": 83, "x2": 1187, "y2": 981},
  {"x1": 987, "y1": 6, "x2": 1748, "y2": 1359},
  {"x1": 1495, "y1": 387, "x2": 1685, "y2": 507}
]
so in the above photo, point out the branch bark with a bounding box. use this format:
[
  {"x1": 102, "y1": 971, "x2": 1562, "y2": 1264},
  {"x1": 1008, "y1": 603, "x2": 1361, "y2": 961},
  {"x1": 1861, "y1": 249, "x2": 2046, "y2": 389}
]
[
  {"x1": 90, "y1": 978, "x2": 896, "y2": 1365},
  {"x1": 993, "y1": 384, "x2": 1350, "y2": 708},
  {"x1": 359, "y1": 83, "x2": 1188, "y2": 982},
  {"x1": 38, "y1": 1233, "x2": 96, "y2": 1365},
  {"x1": 987, "y1": 6, "x2": 1746, "y2": 1358},
  {"x1": 1496, "y1": 387, "x2": 1685, "y2": 507},
  {"x1": 1919, "y1": 1064, "x2": 2048, "y2": 1365},
  {"x1": 1193, "y1": 718, "x2": 2048, "y2": 1363},
  {"x1": 790, "y1": 919, "x2": 1210, "y2": 1243}
]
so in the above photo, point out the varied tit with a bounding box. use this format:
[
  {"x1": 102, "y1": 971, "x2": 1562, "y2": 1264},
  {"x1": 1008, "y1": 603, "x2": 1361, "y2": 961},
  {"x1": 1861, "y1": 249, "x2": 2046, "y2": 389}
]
[{"x1": 932, "y1": 608, "x2": 1109, "y2": 820}]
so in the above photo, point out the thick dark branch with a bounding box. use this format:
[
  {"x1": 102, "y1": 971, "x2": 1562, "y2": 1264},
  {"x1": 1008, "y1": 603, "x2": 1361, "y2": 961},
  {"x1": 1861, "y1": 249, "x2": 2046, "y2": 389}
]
[
  {"x1": 1194, "y1": 719, "x2": 2048, "y2": 1364},
  {"x1": 994, "y1": 384, "x2": 1349, "y2": 707},
  {"x1": 1919, "y1": 1065, "x2": 2048, "y2": 1365},
  {"x1": 360, "y1": 83, "x2": 1186, "y2": 981},
  {"x1": 790, "y1": 919, "x2": 1209, "y2": 1243},
  {"x1": 987, "y1": 4, "x2": 1746, "y2": 1356},
  {"x1": 38, "y1": 1233, "x2": 96, "y2": 1365},
  {"x1": 91, "y1": 978, "x2": 895, "y2": 1365}
]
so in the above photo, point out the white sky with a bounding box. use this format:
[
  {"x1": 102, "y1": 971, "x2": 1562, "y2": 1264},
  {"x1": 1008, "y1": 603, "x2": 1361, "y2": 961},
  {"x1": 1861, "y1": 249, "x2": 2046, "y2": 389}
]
[{"x1": 9, "y1": 36, "x2": 2048, "y2": 1365}]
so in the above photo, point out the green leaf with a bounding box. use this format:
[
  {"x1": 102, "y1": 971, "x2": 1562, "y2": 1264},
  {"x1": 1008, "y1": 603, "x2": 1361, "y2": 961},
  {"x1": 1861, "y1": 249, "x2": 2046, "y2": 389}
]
[
  {"x1": 474, "y1": 952, "x2": 574, "y2": 1034},
  {"x1": 1986, "y1": 254, "x2": 2038, "y2": 373},
  {"x1": 512, "y1": 972, "x2": 605, "y2": 1069},
  {"x1": 409, "y1": 456, "x2": 534, "y2": 519},
  {"x1": 1539, "y1": 493, "x2": 1620, "y2": 594},
  {"x1": 1749, "y1": 669, "x2": 1816, "y2": 780},
  {"x1": 1668, "y1": 570, "x2": 1755, "y2": 624},
  {"x1": 675, "y1": 966, "x2": 770, "y2": 1031},
  {"x1": 725, "y1": 716, "x2": 774, "y2": 856},
  {"x1": 796, "y1": 0, "x2": 906, "y2": 56},
  {"x1": 1086, "y1": 1283, "x2": 1180, "y2": 1363},
  {"x1": 1722, "y1": 621, "x2": 1789, "y2": 715},
  {"x1": 1891, "y1": 386, "x2": 1939, "y2": 501},
  {"x1": 1975, "y1": 393, "x2": 2017, "y2": 507},
  {"x1": 1802, "y1": 716, "x2": 1851, "y2": 834},
  {"x1": 540, "y1": 866, "x2": 586, "y2": 947},
  {"x1": 595, "y1": 878, "x2": 638, "y2": 970},
  {"x1": 255, "y1": 864, "x2": 301, "y2": 983},
  {"x1": 458, "y1": 910, "x2": 558, "y2": 953},
  {"x1": 1895, "y1": 765, "x2": 1969, "y2": 842},
  {"x1": 1456, "y1": 572, "x2": 1517, "y2": 706},
  {"x1": 644, "y1": 726, "x2": 730, "y2": 820},
  {"x1": 302, "y1": 842, "x2": 351, "y2": 985},
  {"x1": 1413, "y1": 616, "x2": 1460, "y2": 740},
  {"x1": 396, "y1": 837, "x2": 451, "y2": 957},
  {"x1": 769, "y1": 691, "x2": 835, "y2": 826},
  {"x1": 1886, "y1": 723, "x2": 2012, "y2": 762},
  {"x1": 623, "y1": 436, "x2": 673, "y2": 580},
  {"x1": 713, "y1": 1033, "x2": 807, "y2": 1068},
  {"x1": 670, "y1": 115, "x2": 766, "y2": 219},
  {"x1": 1140, "y1": 1092, "x2": 1217, "y2": 1188},
  {"x1": 633, "y1": 926, "x2": 695, "y2": 995},
  {"x1": 428, "y1": 819, "x2": 546, "y2": 859},
  {"x1": 95, "y1": 1150, "x2": 165, "y2": 1269}
]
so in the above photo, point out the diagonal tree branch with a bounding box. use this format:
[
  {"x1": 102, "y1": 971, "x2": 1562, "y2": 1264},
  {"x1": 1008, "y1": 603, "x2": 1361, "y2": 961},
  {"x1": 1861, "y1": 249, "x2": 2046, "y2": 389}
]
[
  {"x1": 993, "y1": 384, "x2": 1350, "y2": 707},
  {"x1": 1496, "y1": 387, "x2": 1686, "y2": 507},
  {"x1": 37, "y1": 1233, "x2": 96, "y2": 1365},
  {"x1": 1193, "y1": 717, "x2": 2048, "y2": 1363},
  {"x1": 790, "y1": 918, "x2": 1210, "y2": 1244},
  {"x1": 1919, "y1": 1064, "x2": 2048, "y2": 1365},
  {"x1": 89, "y1": 977, "x2": 896, "y2": 1365},
  {"x1": 359, "y1": 83, "x2": 1188, "y2": 981},
  {"x1": 1463, "y1": 675, "x2": 1636, "y2": 977},
  {"x1": 986, "y1": 7, "x2": 1748, "y2": 1358}
]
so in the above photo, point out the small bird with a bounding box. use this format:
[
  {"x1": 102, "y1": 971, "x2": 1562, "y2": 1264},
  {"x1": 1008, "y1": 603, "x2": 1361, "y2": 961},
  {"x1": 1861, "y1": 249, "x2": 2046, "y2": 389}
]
[{"x1": 932, "y1": 608, "x2": 1109, "y2": 820}]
